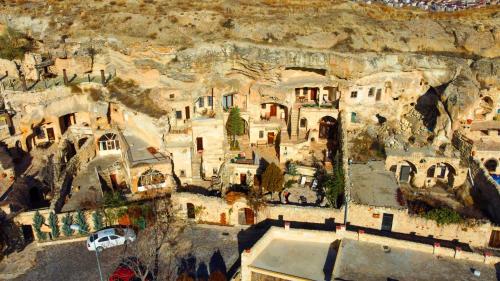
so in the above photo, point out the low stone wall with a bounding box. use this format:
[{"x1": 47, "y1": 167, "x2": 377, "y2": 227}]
[
  {"x1": 172, "y1": 192, "x2": 344, "y2": 226},
  {"x1": 13, "y1": 208, "x2": 103, "y2": 242},
  {"x1": 348, "y1": 203, "x2": 493, "y2": 248}
]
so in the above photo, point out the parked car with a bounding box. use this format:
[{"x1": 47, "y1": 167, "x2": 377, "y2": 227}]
[
  {"x1": 87, "y1": 227, "x2": 136, "y2": 252},
  {"x1": 109, "y1": 257, "x2": 152, "y2": 281}
]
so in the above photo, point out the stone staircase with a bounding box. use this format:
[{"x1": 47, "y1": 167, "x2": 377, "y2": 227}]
[
  {"x1": 290, "y1": 104, "x2": 300, "y2": 137},
  {"x1": 191, "y1": 150, "x2": 202, "y2": 180}
]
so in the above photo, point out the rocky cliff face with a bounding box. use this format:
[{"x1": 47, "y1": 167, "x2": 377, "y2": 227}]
[{"x1": 0, "y1": 0, "x2": 498, "y2": 145}]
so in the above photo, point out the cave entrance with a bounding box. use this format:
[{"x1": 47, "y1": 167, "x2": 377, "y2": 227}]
[{"x1": 415, "y1": 87, "x2": 441, "y2": 132}]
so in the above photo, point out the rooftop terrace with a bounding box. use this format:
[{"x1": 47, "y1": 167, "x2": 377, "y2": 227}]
[{"x1": 350, "y1": 161, "x2": 404, "y2": 209}]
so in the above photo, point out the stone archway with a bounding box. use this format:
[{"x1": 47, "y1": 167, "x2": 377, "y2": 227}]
[
  {"x1": 397, "y1": 160, "x2": 417, "y2": 183},
  {"x1": 426, "y1": 162, "x2": 456, "y2": 187},
  {"x1": 318, "y1": 116, "x2": 337, "y2": 140}
]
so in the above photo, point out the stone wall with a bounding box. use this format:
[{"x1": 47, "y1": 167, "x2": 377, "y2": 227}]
[
  {"x1": 453, "y1": 132, "x2": 500, "y2": 224},
  {"x1": 171, "y1": 192, "x2": 344, "y2": 226},
  {"x1": 347, "y1": 203, "x2": 494, "y2": 248}
]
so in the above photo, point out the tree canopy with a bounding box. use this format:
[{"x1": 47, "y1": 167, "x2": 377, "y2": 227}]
[
  {"x1": 261, "y1": 163, "x2": 284, "y2": 196},
  {"x1": 226, "y1": 107, "x2": 244, "y2": 148}
]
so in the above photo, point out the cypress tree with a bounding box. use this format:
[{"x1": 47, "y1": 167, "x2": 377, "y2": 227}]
[
  {"x1": 61, "y1": 213, "x2": 74, "y2": 236},
  {"x1": 48, "y1": 212, "x2": 60, "y2": 239}
]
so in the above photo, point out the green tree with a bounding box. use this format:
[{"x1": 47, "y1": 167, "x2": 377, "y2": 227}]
[
  {"x1": 48, "y1": 212, "x2": 60, "y2": 239},
  {"x1": 325, "y1": 153, "x2": 345, "y2": 208},
  {"x1": 92, "y1": 211, "x2": 104, "y2": 231},
  {"x1": 75, "y1": 209, "x2": 89, "y2": 235},
  {"x1": 61, "y1": 213, "x2": 74, "y2": 236},
  {"x1": 261, "y1": 163, "x2": 284, "y2": 199},
  {"x1": 226, "y1": 107, "x2": 244, "y2": 149},
  {"x1": 33, "y1": 211, "x2": 47, "y2": 241}
]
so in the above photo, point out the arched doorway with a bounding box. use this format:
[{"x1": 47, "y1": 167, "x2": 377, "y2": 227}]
[
  {"x1": 187, "y1": 203, "x2": 195, "y2": 219},
  {"x1": 238, "y1": 208, "x2": 255, "y2": 225},
  {"x1": 319, "y1": 116, "x2": 337, "y2": 139},
  {"x1": 426, "y1": 162, "x2": 456, "y2": 187},
  {"x1": 397, "y1": 161, "x2": 417, "y2": 183},
  {"x1": 137, "y1": 169, "x2": 166, "y2": 191},
  {"x1": 485, "y1": 159, "x2": 498, "y2": 173}
]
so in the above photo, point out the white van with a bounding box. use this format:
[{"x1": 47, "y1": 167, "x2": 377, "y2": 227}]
[{"x1": 86, "y1": 227, "x2": 136, "y2": 252}]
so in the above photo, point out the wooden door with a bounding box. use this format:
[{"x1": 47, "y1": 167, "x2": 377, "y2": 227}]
[
  {"x1": 196, "y1": 137, "x2": 203, "y2": 151},
  {"x1": 310, "y1": 88, "x2": 317, "y2": 101},
  {"x1": 185, "y1": 106, "x2": 190, "y2": 120},
  {"x1": 110, "y1": 174, "x2": 118, "y2": 190},
  {"x1": 399, "y1": 166, "x2": 411, "y2": 182},
  {"x1": 240, "y1": 173, "x2": 247, "y2": 185},
  {"x1": 489, "y1": 230, "x2": 500, "y2": 248},
  {"x1": 267, "y1": 132, "x2": 275, "y2": 144},
  {"x1": 220, "y1": 213, "x2": 227, "y2": 225},
  {"x1": 46, "y1": 128, "x2": 55, "y2": 141},
  {"x1": 270, "y1": 104, "x2": 277, "y2": 117},
  {"x1": 245, "y1": 208, "x2": 255, "y2": 225}
]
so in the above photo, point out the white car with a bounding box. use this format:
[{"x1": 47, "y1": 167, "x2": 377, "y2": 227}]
[{"x1": 86, "y1": 227, "x2": 136, "y2": 252}]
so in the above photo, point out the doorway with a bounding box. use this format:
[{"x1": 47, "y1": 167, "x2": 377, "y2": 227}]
[
  {"x1": 381, "y1": 213, "x2": 393, "y2": 232},
  {"x1": 185, "y1": 106, "x2": 190, "y2": 120},
  {"x1": 196, "y1": 137, "x2": 203, "y2": 151},
  {"x1": 240, "y1": 173, "x2": 247, "y2": 185},
  {"x1": 110, "y1": 174, "x2": 118, "y2": 190},
  {"x1": 488, "y1": 230, "x2": 500, "y2": 248},
  {"x1": 270, "y1": 104, "x2": 277, "y2": 117},
  {"x1": 46, "y1": 128, "x2": 55, "y2": 141},
  {"x1": 187, "y1": 203, "x2": 195, "y2": 219},
  {"x1": 267, "y1": 132, "x2": 275, "y2": 145},
  {"x1": 399, "y1": 166, "x2": 411, "y2": 182},
  {"x1": 238, "y1": 208, "x2": 255, "y2": 225},
  {"x1": 310, "y1": 88, "x2": 318, "y2": 101}
]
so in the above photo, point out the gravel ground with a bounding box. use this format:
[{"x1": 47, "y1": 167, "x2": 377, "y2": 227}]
[{"x1": 9, "y1": 224, "x2": 267, "y2": 281}]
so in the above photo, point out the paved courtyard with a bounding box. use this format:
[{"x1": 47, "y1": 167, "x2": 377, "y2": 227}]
[{"x1": 6, "y1": 224, "x2": 264, "y2": 281}]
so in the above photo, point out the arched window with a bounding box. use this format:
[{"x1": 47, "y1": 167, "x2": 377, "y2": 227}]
[
  {"x1": 98, "y1": 133, "x2": 120, "y2": 151},
  {"x1": 138, "y1": 169, "x2": 166, "y2": 190}
]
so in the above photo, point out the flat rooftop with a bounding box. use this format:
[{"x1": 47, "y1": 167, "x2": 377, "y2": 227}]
[
  {"x1": 475, "y1": 140, "x2": 500, "y2": 152},
  {"x1": 350, "y1": 161, "x2": 404, "y2": 209},
  {"x1": 250, "y1": 238, "x2": 336, "y2": 280},
  {"x1": 385, "y1": 146, "x2": 460, "y2": 159},
  {"x1": 122, "y1": 130, "x2": 169, "y2": 166},
  {"x1": 334, "y1": 238, "x2": 498, "y2": 281}
]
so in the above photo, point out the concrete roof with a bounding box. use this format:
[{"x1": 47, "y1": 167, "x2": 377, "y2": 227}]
[
  {"x1": 122, "y1": 130, "x2": 170, "y2": 166},
  {"x1": 350, "y1": 161, "x2": 405, "y2": 209},
  {"x1": 250, "y1": 238, "x2": 336, "y2": 280},
  {"x1": 333, "y1": 239, "x2": 498, "y2": 281}
]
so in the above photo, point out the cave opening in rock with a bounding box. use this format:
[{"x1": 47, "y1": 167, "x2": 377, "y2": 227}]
[{"x1": 415, "y1": 87, "x2": 441, "y2": 132}]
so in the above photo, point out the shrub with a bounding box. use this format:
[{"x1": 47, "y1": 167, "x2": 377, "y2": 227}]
[
  {"x1": 48, "y1": 212, "x2": 60, "y2": 239},
  {"x1": 423, "y1": 207, "x2": 463, "y2": 225},
  {"x1": 33, "y1": 211, "x2": 47, "y2": 240},
  {"x1": 61, "y1": 213, "x2": 74, "y2": 236},
  {"x1": 0, "y1": 27, "x2": 33, "y2": 60},
  {"x1": 75, "y1": 210, "x2": 89, "y2": 234},
  {"x1": 324, "y1": 153, "x2": 345, "y2": 208},
  {"x1": 104, "y1": 191, "x2": 127, "y2": 207},
  {"x1": 92, "y1": 211, "x2": 104, "y2": 231}
]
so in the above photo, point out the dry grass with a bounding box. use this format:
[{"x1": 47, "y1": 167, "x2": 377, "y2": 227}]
[{"x1": 106, "y1": 78, "x2": 168, "y2": 118}]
